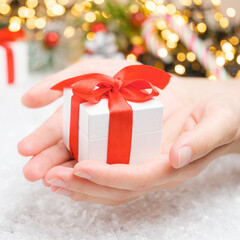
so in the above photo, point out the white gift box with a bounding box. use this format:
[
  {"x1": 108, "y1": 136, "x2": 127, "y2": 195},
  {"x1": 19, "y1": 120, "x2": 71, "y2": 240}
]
[
  {"x1": 0, "y1": 41, "x2": 28, "y2": 86},
  {"x1": 63, "y1": 88, "x2": 164, "y2": 164}
]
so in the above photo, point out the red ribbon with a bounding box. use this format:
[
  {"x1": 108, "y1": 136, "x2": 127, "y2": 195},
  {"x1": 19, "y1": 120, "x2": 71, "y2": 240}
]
[
  {"x1": 0, "y1": 28, "x2": 25, "y2": 84},
  {"x1": 52, "y1": 65, "x2": 171, "y2": 164}
]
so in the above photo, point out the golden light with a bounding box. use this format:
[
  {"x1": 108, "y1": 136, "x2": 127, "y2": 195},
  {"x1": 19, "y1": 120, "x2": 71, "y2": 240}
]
[
  {"x1": 216, "y1": 56, "x2": 225, "y2": 67},
  {"x1": 0, "y1": 3, "x2": 10, "y2": 15},
  {"x1": 71, "y1": 3, "x2": 84, "y2": 16},
  {"x1": 156, "y1": 5, "x2": 167, "y2": 14},
  {"x1": 26, "y1": 18, "x2": 36, "y2": 29},
  {"x1": 214, "y1": 12, "x2": 222, "y2": 21},
  {"x1": 156, "y1": 19, "x2": 167, "y2": 30},
  {"x1": 167, "y1": 33, "x2": 179, "y2": 42},
  {"x1": 237, "y1": 55, "x2": 240, "y2": 65},
  {"x1": 126, "y1": 54, "x2": 137, "y2": 62},
  {"x1": 226, "y1": 8, "x2": 236, "y2": 18},
  {"x1": 193, "y1": 0, "x2": 202, "y2": 5},
  {"x1": 35, "y1": 18, "x2": 46, "y2": 29},
  {"x1": 9, "y1": 22, "x2": 21, "y2": 32},
  {"x1": 177, "y1": 52, "x2": 186, "y2": 62},
  {"x1": 209, "y1": 46, "x2": 216, "y2": 53},
  {"x1": 58, "y1": 0, "x2": 69, "y2": 5},
  {"x1": 64, "y1": 26, "x2": 75, "y2": 38},
  {"x1": 208, "y1": 75, "x2": 218, "y2": 81},
  {"x1": 51, "y1": 4, "x2": 65, "y2": 16},
  {"x1": 219, "y1": 17, "x2": 229, "y2": 28},
  {"x1": 196, "y1": 22, "x2": 207, "y2": 33},
  {"x1": 45, "y1": 0, "x2": 57, "y2": 8},
  {"x1": 131, "y1": 35, "x2": 143, "y2": 45},
  {"x1": 94, "y1": 0, "x2": 104, "y2": 4},
  {"x1": 166, "y1": 4, "x2": 176, "y2": 15},
  {"x1": 187, "y1": 52, "x2": 196, "y2": 62},
  {"x1": 145, "y1": 1, "x2": 156, "y2": 11},
  {"x1": 129, "y1": 4, "x2": 139, "y2": 13},
  {"x1": 179, "y1": 0, "x2": 192, "y2": 7},
  {"x1": 9, "y1": 16, "x2": 21, "y2": 24},
  {"x1": 86, "y1": 32, "x2": 95, "y2": 40},
  {"x1": 174, "y1": 64, "x2": 186, "y2": 75},
  {"x1": 211, "y1": 0, "x2": 221, "y2": 7},
  {"x1": 18, "y1": 6, "x2": 35, "y2": 18},
  {"x1": 85, "y1": 12, "x2": 97, "y2": 22},
  {"x1": 161, "y1": 29, "x2": 171, "y2": 40},
  {"x1": 153, "y1": 0, "x2": 163, "y2": 4},
  {"x1": 157, "y1": 48, "x2": 168, "y2": 58},
  {"x1": 102, "y1": 11, "x2": 110, "y2": 18},
  {"x1": 230, "y1": 36, "x2": 239, "y2": 46},
  {"x1": 47, "y1": 9, "x2": 55, "y2": 17},
  {"x1": 26, "y1": 0, "x2": 38, "y2": 8},
  {"x1": 167, "y1": 41, "x2": 177, "y2": 49},
  {"x1": 222, "y1": 42, "x2": 233, "y2": 52},
  {"x1": 236, "y1": 70, "x2": 240, "y2": 78},
  {"x1": 82, "y1": 22, "x2": 89, "y2": 31},
  {"x1": 173, "y1": 15, "x2": 187, "y2": 26},
  {"x1": 225, "y1": 52, "x2": 234, "y2": 61}
]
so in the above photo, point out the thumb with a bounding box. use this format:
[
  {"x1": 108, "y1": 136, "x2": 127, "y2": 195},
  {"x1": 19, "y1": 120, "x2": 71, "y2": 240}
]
[{"x1": 169, "y1": 96, "x2": 239, "y2": 169}]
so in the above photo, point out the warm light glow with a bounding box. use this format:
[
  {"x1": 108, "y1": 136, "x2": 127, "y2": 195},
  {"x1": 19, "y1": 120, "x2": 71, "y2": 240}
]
[
  {"x1": 129, "y1": 4, "x2": 139, "y2": 13},
  {"x1": 155, "y1": 5, "x2": 167, "y2": 14},
  {"x1": 58, "y1": 0, "x2": 69, "y2": 5},
  {"x1": 177, "y1": 52, "x2": 186, "y2": 62},
  {"x1": 126, "y1": 54, "x2": 137, "y2": 62},
  {"x1": 18, "y1": 6, "x2": 35, "y2": 18},
  {"x1": 173, "y1": 15, "x2": 187, "y2": 26},
  {"x1": 196, "y1": 22, "x2": 207, "y2": 33},
  {"x1": 26, "y1": 17, "x2": 36, "y2": 29},
  {"x1": 167, "y1": 41, "x2": 177, "y2": 49},
  {"x1": 208, "y1": 75, "x2": 218, "y2": 81},
  {"x1": 9, "y1": 16, "x2": 21, "y2": 24},
  {"x1": 26, "y1": 0, "x2": 38, "y2": 8},
  {"x1": 167, "y1": 33, "x2": 179, "y2": 42},
  {"x1": 211, "y1": 0, "x2": 221, "y2": 7},
  {"x1": 0, "y1": 3, "x2": 10, "y2": 15},
  {"x1": 187, "y1": 52, "x2": 196, "y2": 62},
  {"x1": 174, "y1": 64, "x2": 186, "y2": 75},
  {"x1": 216, "y1": 56, "x2": 225, "y2": 67},
  {"x1": 94, "y1": 0, "x2": 104, "y2": 4},
  {"x1": 156, "y1": 19, "x2": 167, "y2": 30},
  {"x1": 166, "y1": 4, "x2": 176, "y2": 15},
  {"x1": 86, "y1": 32, "x2": 95, "y2": 40},
  {"x1": 225, "y1": 52, "x2": 234, "y2": 61},
  {"x1": 219, "y1": 17, "x2": 229, "y2": 28},
  {"x1": 9, "y1": 22, "x2": 21, "y2": 32},
  {"x1": 64, "y1": 26, "x2": 75, "y2": 38},
  {"x1": 214, "y1": 12, "x2": 222, "y2": 21},
  {"x1": 161, "y1": 29, "x2": 171, "y2": 40},
  {"x1": 222, "y1": 42, "x2": 233, "y2": 52},
  {"x1": 131, "y1": 35, "x2": 143, "y2": 45},
  {"x1": 157, "y1": 48, "x2": 168, "y2": 58},
  {"x1": 237, "y1": 55, "x2": 240, "y2": 65},
  {"x1": 193, "y1": 0, "x2": 202, "y2": 5},
  {"x1": 145, "y1": 1, "x2": 156, "y2": 11},
  {"x1": 179, "y1": 0, "x2": 192, "y2": 7},
  {"x1": 51, "y1": 4, "x2": 65, "y2": 16},
  {"x1": 85, "y1": 12, "x2": 97, "y2": 22},
  {"x1": 230, "y1": 36, "x2": 239, "y2": 46},
  {"x1": 226, "y1": 8, "x2": 236, "y2": 18},
  {"x1": 35, "y1": 18, "x2": 46, "y2": 29}
]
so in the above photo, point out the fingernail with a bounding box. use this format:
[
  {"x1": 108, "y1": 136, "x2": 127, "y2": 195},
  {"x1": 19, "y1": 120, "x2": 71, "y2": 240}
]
[
  {"x1": 178, "y1": 146, "x2": 192, "y2": 168},
  {"x1": 74, "y1": 171, "x2": 91, "y2": 180},
  {"x1": 47, "y1": 178, "x2": 66, "y2": 188},
  {"x1": 55, "y1": 188, "x2": 72, "y2": 197}
]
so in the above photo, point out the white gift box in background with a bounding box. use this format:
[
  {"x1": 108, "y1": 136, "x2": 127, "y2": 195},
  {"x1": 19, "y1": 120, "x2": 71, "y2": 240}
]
[
  {"x1": 0, "y1": 41, "x2": 29, "y2": 86},
  {"x1": 63, "y1": 88, "x2": 164, "y2": 164}
]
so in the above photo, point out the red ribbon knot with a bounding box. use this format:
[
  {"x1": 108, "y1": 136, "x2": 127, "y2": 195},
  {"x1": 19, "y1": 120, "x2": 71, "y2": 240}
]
[{"x1": 52, "y1": 65, "x2": 171, "y2": 164}]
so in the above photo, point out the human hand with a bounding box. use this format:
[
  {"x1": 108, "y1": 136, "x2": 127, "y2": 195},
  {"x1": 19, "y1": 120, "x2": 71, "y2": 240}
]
[{"x1": 18, "y1": 59, "x2": 240, "y2": 205}]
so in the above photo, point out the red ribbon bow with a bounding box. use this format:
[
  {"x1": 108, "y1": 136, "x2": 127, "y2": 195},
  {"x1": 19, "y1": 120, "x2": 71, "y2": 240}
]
[
  {"x1": 52, "y1": 65, "x2": 171, "y2": 164},
  {"x1": 0, "y1": 28, "x2": 25, "y2": 84}
]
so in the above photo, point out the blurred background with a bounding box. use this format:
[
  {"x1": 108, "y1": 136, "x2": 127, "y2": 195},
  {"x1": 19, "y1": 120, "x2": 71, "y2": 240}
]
[{"x1": 0, "y1": 0, "x2": 240, "y2": 87}]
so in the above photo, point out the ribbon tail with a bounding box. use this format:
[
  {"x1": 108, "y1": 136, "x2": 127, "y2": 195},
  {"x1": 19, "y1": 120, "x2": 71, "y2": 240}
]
[
  {"x1": 107, "y1": 88, "x2": 133, "y2": 164},
  {"x1": 69, "y1": 95, "x2": 84, "y2": 160},
  {"x1": 1, "y1": 43, "x2": 14, "y2": 84}
]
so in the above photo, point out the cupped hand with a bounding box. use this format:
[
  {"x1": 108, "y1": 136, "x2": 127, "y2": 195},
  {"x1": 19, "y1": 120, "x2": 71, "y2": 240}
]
[{"x1": 18, "y1": 59, "x2": 240, "y2": 205}]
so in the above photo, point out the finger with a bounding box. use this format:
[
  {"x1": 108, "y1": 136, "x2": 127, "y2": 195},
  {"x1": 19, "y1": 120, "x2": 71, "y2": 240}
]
[
  {"x1": 55, "y1": 189, "x2": 133, "y2": 206},
  {"x1": 170, "y1": 98, "x2": 239, "y2": 168},
  {"x1": 18, "y1": 107, "x2": 63, "y2": 156},
  {"x1": 23, "y1": 141, "x2": 71, "y2": 182},
  {"x1": 44, "y1": 165, "x2": 138, "y2": 201},
  {"x1": 72, "y1": 156, "x2": 177, "y2": 191},
  {"x1": 22, "y1": 59, "x2": 133, "y2": 108}
]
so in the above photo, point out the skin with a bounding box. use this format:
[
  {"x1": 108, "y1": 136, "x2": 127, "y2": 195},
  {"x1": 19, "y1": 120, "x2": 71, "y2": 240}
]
[{"x1": 18, "y1": 59, "x2": 240, "y2": 206}]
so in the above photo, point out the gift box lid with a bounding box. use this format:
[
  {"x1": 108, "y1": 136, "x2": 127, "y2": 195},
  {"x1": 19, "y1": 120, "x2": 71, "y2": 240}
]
[{"x1": 64, "y1": 88, "x2": 164, "y2": 140}]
